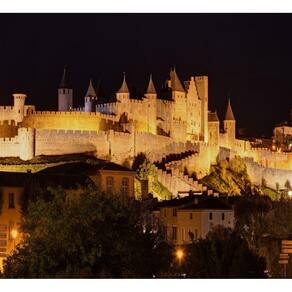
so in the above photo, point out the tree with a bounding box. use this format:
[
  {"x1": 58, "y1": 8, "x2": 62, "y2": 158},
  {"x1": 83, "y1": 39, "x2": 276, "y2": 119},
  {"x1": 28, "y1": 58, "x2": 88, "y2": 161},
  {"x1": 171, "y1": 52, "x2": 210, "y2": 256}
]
[
  {"x1": 186, "y1": 227, "x2": 267, "y2": 278},
  {"x1": 3, "y1": 187, "x2": 170, "y2": 278}
]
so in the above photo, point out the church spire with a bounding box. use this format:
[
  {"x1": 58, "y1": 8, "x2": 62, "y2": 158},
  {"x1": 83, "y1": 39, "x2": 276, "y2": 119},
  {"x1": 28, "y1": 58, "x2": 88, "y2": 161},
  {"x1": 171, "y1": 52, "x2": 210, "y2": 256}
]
[
  {"x1": 85, "y1": 79, "x2": 97, "y2": 97},
  {"x1": 146, "y1": 74, "x2": 156, "y2": 94},
  {"x1": 59, "y1": 66, "x2": 69, "y2": 89},
  {"x1": 224, "y1": 98, "x2": 235, "y2": 121},
  {"x1": 117, "y1": 72, "x2": 129, "y2": 93}
]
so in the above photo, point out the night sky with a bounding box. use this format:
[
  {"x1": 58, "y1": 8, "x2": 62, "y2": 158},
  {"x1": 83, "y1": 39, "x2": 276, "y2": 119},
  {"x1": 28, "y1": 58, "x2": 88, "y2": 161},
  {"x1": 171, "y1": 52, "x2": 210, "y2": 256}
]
[{"x1": 0, "y1": 14, "x2": 291, "y2": 137}]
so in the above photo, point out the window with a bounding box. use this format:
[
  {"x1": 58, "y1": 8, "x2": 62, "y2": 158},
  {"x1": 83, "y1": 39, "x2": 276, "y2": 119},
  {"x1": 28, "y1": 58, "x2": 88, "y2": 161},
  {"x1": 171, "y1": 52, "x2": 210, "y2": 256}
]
[
  {"x1": 209, "y1": 212, "x2": 213, "y2": 220},
  {"x1": 8, "y1": 193, "x2": 15, "y2": 209},
  {"x1": 172, "y1": 226, "x2": 177, "y2": 240},
  {"x1": 162, "y1": 226, "x2": 167, "y2": 239},
  {"x1": 222, "y1": 213, "x2": 225, "y2": 221},
  {"x1": 172, "y1": 208, "x2": 177, "y2": 217},
  {"x1": 189, "y1": 213, "x2": 193, "y2": 220},
  {"x1": 121, "y1": 177, "x2": 129, "y2": 195},
  {"x1": 182, "y1": 227, "x2": 185, "y2": 241},
  {"x1": 106, "y1": 176, "x2": 114, "y2": 193}
]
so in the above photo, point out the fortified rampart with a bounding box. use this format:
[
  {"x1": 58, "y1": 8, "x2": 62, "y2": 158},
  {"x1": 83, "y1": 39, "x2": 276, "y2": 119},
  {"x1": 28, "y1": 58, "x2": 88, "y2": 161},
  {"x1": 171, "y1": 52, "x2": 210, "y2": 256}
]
[
  {"x1": 244, "y1": 157, "x2": 292, "y2": 189},
  {"x1": 21, "y1": 111, "x2": 119, "y2": 132}
]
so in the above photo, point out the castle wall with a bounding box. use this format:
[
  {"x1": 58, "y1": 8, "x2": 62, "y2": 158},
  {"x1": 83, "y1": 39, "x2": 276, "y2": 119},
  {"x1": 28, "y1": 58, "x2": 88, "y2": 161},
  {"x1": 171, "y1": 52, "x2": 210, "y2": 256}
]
[
  {"x1": 21, "y1": 111, "x2": 119, "y2": 132},
  {"x1": 0, "y1": 120, "x2": 18, "y2": 138},
  {"x1": 35, "y1": 129, "x2": 110, "y2": 159},
  {"x1": 244, "y1": 157, "x2": 292, "y2": 189}
]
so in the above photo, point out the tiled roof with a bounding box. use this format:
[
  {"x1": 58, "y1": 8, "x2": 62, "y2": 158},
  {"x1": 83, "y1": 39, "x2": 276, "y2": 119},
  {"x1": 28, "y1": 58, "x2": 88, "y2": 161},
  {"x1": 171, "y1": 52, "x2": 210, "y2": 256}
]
[{"x1": 208, "y1": 111, "x2": 219, "y2": 122}]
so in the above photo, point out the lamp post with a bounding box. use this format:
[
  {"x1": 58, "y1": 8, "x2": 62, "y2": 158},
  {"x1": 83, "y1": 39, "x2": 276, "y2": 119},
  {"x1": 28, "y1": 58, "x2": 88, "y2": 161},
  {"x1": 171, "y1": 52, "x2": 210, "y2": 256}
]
[
  {"x1": 175, "y1": 247, "x2": 186, "y2": 278},
  {"x1": 10, "y1": 229, "x2": 18, "y2": 249}
]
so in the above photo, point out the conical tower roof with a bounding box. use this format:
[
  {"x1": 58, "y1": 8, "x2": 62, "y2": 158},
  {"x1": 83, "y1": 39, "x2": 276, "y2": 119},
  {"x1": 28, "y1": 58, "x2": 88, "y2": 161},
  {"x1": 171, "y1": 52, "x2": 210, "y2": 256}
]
[
  {"x1": 146, "y1": 74, "x2": 156, "y2": 94},
  {"x1": 117, "y1": 73, "x2": 129, "y2": 94},
  {"x1": 224, "y1": 99, "x2": 235, "y2": 121},
  {"x1": 59, "y1": 67, "x2": 69, "y2": 89},
  {"x1": 169, "y1": 67, "x2": 185, "y2": 92},
  {"x1": 85, "y1": 79, "x2": 97, "y2": 97}
]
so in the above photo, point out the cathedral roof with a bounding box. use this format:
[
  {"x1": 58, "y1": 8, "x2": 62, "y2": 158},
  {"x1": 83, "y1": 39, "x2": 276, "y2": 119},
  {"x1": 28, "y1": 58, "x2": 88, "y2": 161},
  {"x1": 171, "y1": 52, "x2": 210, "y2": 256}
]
[
  {"x1": 117, "y1": 73, "x2": 129, "y2": 94},
  {"x1": 208, "y1": 111, "x2": 219, "y2": 122},
  {"x1": 169, "y1": 68, "x2": 185, "y2": 92},
  {"x1": 59, "y1": 67, "x2": 70, "y2": 89},
  {"x1": 85, "y1": 79, "x2": 97, "y2": 98},
  {"x1": 224, "y1": 99, "x2": 235, "y2": 121},
  {"x1": 146, "y1": 74, "x2": 156, "y2": 94}
]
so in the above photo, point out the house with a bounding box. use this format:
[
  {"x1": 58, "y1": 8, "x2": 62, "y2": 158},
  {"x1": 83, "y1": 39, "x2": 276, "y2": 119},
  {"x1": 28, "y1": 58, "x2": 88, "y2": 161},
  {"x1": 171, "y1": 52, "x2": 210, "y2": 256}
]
[
  {"x1": 0, "y1": 160, "x2": 135, "y2": 270},
  {"x1": 152, "y1": 196, "x2": 235, "y2": 245}
]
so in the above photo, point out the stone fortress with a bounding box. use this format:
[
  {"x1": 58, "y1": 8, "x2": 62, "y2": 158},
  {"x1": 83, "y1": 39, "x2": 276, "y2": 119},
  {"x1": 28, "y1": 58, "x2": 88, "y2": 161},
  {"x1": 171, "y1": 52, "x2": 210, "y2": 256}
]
[{"x1": 0, "y1": 67, "x2": 292, "y2": 196}]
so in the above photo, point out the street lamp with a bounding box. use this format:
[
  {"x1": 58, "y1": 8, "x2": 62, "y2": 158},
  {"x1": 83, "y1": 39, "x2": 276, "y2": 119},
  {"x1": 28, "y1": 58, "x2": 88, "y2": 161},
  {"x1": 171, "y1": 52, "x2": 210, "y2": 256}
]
[
  {"x1": 175, "y1": 248, "x2": 185, "y2": 265},
  {"x1": 10, "y1": 228, "x2": 18, "y2": 249}
]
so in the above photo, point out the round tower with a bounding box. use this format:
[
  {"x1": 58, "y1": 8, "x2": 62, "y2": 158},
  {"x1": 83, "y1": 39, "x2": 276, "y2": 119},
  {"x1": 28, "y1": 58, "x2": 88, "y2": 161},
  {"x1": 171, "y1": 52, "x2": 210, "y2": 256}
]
[
  {"x1": 58, "y1": 67, "x2": 73, "y2": 111},
  {"x1": 13, "y1": 93, "x2": 27, "y2": 123},
  {"x1": 84, "y1": 79, "x2": 97, "y2": 112},
  {"x1": 116, "y1": 73, "x2": 130, "y2": 103},
  {"x1": 18, "y1": 127, "x2": 35, "y2": 161}
]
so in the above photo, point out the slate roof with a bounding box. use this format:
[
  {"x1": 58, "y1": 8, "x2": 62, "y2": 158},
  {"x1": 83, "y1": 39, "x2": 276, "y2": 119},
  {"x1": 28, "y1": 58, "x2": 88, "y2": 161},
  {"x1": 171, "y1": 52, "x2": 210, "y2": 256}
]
[
  {"x1": 181, "y1": 198, "x2": 232, "y2": 210},
  {"x1": 117, "y1": 73, "x2": 129, "y2": 94},
  {"x1": 146, "y1": 74, "x2": 156, "y2": 94},
  {"x1": 169, "y1": 68, "x2": 185, "y2": 92},
  {"x1": 225, "y1": 99, "x2": 235, "y2": 121},
  {"x1": 0, "y1": 162, "x2": 134, "y2": 189},
  {"x1": 85, "y1": 79, "x2": 97, "y2": 97},
  {"x1": 59, "y1": 67, "x2": 70, "y2": 89}
]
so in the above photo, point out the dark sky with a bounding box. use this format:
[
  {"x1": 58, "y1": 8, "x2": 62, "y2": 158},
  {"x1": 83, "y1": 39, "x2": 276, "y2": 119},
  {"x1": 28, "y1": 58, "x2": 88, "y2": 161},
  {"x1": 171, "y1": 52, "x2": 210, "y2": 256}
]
[{"x1": 0, "y1": 14, "x2": 291, "y2": 137}]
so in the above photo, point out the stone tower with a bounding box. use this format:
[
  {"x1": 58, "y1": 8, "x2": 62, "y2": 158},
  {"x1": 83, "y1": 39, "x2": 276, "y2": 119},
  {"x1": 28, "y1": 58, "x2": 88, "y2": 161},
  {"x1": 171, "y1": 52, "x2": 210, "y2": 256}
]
[
  {"x1": 195, "y1": 76, "x2": 209, "y2": 143},
  {"x1": 145, "y1": 74, "x2": 157, "y2": 134},
  {"x1": 18, "y1": 127, "x2": 35, "y2": 161},
  {"x1": 84, "y1": 79, "x2": 97, "y2": 112},
  {"x1": 58, "y1": 67, "x2": 73, "y2": 111},
  {"x1": 224, "y1": 98, "x2": 236, "y2": 144},
  {"x1": 169, "y1": 68, "x2": 187, "y2": 121},
  {"x1": 208, "y1": 111, "x2": 220, "y2": 146},
  {"x1": 116, "y1": 73, "x2": 130, "y2": 103},
  {"x1": 13, "y1": 93, "x2": 27, "y2": 123}
]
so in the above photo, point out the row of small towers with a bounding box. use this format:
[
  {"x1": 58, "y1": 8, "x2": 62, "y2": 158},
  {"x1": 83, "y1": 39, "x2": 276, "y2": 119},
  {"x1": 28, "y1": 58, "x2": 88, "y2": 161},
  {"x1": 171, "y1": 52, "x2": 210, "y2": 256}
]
[{"x1": 57, "y1": 68, "x2": 157, "y2": 112}]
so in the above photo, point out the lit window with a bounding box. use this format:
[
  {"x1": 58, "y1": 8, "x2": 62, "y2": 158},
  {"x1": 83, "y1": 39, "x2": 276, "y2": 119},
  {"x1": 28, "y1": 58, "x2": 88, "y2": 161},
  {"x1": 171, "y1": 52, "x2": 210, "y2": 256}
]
[
  {"x1": 121, "y1": 177, "x2": 129, "y2": 195},
  {"x1": 106, "y1": 176, "x2": 114, "y2": 193},
  {"x1": 8, "y1": 193, "x2": 15, "y2": 209},
  {"x1": 209, "y1": 212, "x2": 213, "y2": 220}
]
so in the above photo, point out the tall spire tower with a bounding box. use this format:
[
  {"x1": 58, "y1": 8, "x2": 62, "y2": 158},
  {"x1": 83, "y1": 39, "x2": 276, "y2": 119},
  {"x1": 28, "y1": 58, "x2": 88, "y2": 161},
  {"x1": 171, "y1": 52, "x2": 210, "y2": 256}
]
[
  {"x1": 145, "y1": 74, "x2": 157, "y2": 134},
  {"x1": 116, "y1": 73, "x2": 130, "y2": 103},
  {"x1": 58, "y1": 67, "x2": 73, "y2": 111},
  {"x1": 224, "y1": 98, "x2": 236, "y2": 144},
  {"x1": 84, "y1": 79, "x2": 97, "y2": 112}
]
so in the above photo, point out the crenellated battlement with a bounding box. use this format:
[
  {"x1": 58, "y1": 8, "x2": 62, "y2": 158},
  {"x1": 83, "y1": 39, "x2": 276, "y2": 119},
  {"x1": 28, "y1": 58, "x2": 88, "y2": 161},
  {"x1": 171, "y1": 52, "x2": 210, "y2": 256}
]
[{"x1": 0, "y1": 106, "x2": 14, "y2": 111}]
